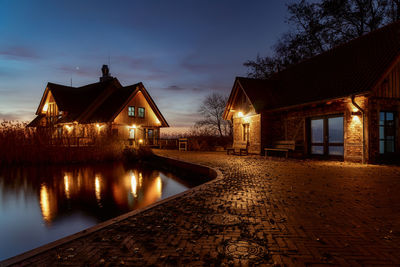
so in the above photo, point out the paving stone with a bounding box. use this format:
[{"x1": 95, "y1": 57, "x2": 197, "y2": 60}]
[{"x1": 5, "y1": 150, "x2": 400, "y2": 266}]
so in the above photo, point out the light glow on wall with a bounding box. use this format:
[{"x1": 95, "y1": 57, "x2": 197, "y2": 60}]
[
  {"x1": 65, "y1": 125, "x2": 73, "y2": 132},
  {"x1": 238, "y1": 112, "x2": 244, "y2": 118},
  {"x1": 139, "y1": 139, "x2": 143, "y2": 144},
  {"x1": 352, "y1": 114, "x2": 361, "y2": 123}
]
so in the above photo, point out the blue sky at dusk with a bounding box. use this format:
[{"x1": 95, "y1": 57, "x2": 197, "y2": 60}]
[{"x1": 0, "y1": 0, "x2": 289, "y2": 133}]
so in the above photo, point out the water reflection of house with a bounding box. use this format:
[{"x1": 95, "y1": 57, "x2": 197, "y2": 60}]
[
  {"x1": 28, "y1": 65, "x2": 169, "y2": 147},
  {"x1": 38, "y1": 164, "x2": 163, "y2": 224},
  {"x1": 224, "y1": 21, "x2": 400, "y2": 163}
]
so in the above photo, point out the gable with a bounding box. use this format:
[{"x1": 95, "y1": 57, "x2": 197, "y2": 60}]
[
  {"x1": 374, "y1": 59, "x2": 400, "y2": 98},
  {"x1": 29, "y1": 76, "x2": 168, "y2": 127}
]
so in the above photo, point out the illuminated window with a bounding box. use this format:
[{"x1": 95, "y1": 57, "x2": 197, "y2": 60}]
[
  {"x1": 138, "y1": 107, "x2": 145, "y2": 118},
  {"x1": 379, "y1": 111, "x2": 395, "y2": 154},
  {"x1": 243, "y1": 124, "x2": 249, "y2": 142},
  {"x1": 129, "y1": 128, "x2": 135, "y2": 139},
  {"x1": 148, "y1": 129, "x2": 154, "y2": 138},
  {"x1": 128, "y1": 106, "x2": 135, "y2": 117}
]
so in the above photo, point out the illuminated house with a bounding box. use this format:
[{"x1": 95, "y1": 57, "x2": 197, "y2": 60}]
[
  {"x1": 224, "y1": 21, "x2": 400, "y2": 163},
  {"x1": 28, "y1": 65, "x2": 169, "y2": 146}
]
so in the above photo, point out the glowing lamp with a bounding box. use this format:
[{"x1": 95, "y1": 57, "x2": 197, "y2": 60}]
[
  {"x1": 65, "y1": 125, "x2": 73, "y2": 132},
  {"x1": 238, "y1": 112, "x2": 244, "y2": 118},
  {"x1": 139, "y1": 139, "x2": 143, "y2": 144}
]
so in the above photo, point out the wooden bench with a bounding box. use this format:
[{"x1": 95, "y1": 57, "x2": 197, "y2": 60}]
[
  {"x1": 265, "y1": 140, "x2": 296, "y2": 158},
  {"x1": 227, "y1": 141, "x2": 249, "y2": 156}
]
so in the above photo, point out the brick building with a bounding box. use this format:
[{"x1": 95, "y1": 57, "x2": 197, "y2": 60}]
[{"x1": 223, "y1": 21, "x2": 400, "y2": 163}]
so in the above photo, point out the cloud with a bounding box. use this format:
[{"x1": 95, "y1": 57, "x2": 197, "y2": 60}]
[
  {"x1": 0, "y1": 109, "x2": 34, "y2": 121},
  {"x1": 0, "y1": 46, "x2": 40, "y2": 60},
  {"x1": 165, "y1": 85, "x2": 185, "y2": 91}
]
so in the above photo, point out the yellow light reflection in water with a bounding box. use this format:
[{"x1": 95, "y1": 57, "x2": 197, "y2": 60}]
[
  {"x1": 95, "y1": 176, "x2": 101, "y2": 202},
  {"x1": 131, "y1": 173, "x2": 137, "y2": 197},
  {"x1": 155, "y1": 176, "x2": 162, "y2": 199},
  {"x1": 64, "y1": 175, "x2": 70, "y2": 199},
  {"x1": 40, "y1": 184, "x2": 51, "y2": 223},
  {"x1": 139, "y1": 173, "x2": 143, "y2": 187}
]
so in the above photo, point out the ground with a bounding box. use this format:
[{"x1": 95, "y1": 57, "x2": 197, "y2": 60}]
[{"x1": 6, "y1": 150, "x2": 400, "y2": 266}]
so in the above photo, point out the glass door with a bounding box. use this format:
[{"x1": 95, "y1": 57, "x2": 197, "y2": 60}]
[
  {"x1": 311, "y1": 119, "x2": 324, "y2": 155},
  {"x1": 379, "y1": 111, "x2": 395, "y2": 154},
  {"x1": 328, "y1": 117, "x2": 344, "y2": 156},
  {"x1": 310, "y1": 115, "x2": 344, "y2": 157}
]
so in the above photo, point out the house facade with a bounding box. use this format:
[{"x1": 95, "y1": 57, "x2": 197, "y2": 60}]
[
  {"x1": 28, "y1": 65, "x2": 169, "y2": 147},
  {"x1": 223, "y1": 21, "x2": 400, "y2": 163}
]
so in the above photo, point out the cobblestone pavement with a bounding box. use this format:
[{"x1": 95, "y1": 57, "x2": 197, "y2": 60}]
[{"x1": 6, "y1": 150, "x2": 400, "y2": 266}]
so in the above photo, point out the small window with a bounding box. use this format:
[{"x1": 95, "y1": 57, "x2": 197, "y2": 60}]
[
  {"x1": 379, "y1": 111, "x2": 396, "y2": 154},
  {"x1": 243, "y1": 124, "x2": 249, "y2": 142},
  {"x1": 138, "y1": 107, "x2": 145, "y2": 118},
  {"x1": 128, "y1": 106, "x2": 135, "y2": 117},
  {"x1": 148, "y1": 129, "x2": 154, "y2": 138}
]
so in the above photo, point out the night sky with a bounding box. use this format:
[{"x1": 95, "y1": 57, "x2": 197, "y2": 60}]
[{"x1": 0, "y1": 0, "x2": 289, "y2": 134}]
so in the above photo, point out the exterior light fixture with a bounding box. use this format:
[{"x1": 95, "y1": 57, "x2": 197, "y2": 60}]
[
  {"x1": 139, "y1": 139, "x2": 143, "y2": 144},
  {"x1": 238, "y1": 112, "x2": 244, "y2": 118},
  {"x1": 65, "y1": 125, "x2": 73, "y2": 132}
]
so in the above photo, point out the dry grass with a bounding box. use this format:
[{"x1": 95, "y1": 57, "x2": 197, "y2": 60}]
[{"x1": 0, "y1": 121, "x2": 125, "y2": 165}]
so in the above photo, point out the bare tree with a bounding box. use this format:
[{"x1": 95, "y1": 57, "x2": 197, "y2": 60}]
[
  {"x1": 195, "y1": 93, "x2": 232, "y2": 137},
  {"x1": 245, "y1": 0, "x2": 399, "y2": 79}
]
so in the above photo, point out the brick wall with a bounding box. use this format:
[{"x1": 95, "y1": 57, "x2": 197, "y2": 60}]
[
  {"x1": 233, "y1": 114, "x2": 261, "y2": 154},
  {"x1": 232, "y1": 95, "x2": 399, "y2": 162},
  {"x1": 260, "y1": 97, "x2": 368, "y2": 162}
]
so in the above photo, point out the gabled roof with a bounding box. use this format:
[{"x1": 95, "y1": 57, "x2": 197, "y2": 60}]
[
  {"x1": 30, "y1": 78, "x2": 169, "y2": 127},
  {"x1": 224, "y1": 20, "x2": 400, "y2": 118}
]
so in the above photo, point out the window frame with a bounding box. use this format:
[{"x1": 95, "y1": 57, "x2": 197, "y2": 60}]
[
  {"x1": 138, "y1": 107, "x2": 145, "y2": 118},
  {"x1": 242, "y1": 123, "x2": 250, "y2": 142},
  {"x1": 128, "y1": 106, "x2": 135, "y2": 117},
  {"x1": 379, "y1": 111, "x2": 396, "y2": 154},
  {"x1": 309, "y1": 114, "x2": 344, "y2": 157},
  {"x1": 129, "y1": 128, "x2": 135, "y2": 139}
]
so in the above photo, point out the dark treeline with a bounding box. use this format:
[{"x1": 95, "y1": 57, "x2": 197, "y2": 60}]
[{"x1": 245, "y1": 0, "x2": 400, "y2": 78}]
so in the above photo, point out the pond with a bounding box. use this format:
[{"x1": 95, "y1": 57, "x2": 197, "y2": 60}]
[{"x1": 0, "y1": 161, "x2": 200, "y2": 261}]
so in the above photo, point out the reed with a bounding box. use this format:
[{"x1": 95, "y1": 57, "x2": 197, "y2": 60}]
[{"x1": 0, "y1": 121, "x2": 125, "y2": 165}]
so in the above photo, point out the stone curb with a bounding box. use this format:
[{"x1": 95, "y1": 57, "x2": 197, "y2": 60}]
[{"x1": 0, "y1": 155, "x2": 223, "y2": 267}]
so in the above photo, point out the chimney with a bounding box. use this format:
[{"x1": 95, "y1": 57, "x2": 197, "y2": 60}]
[{"x1": 100, "y1": 64, "x2": 112, "y2": 82}]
